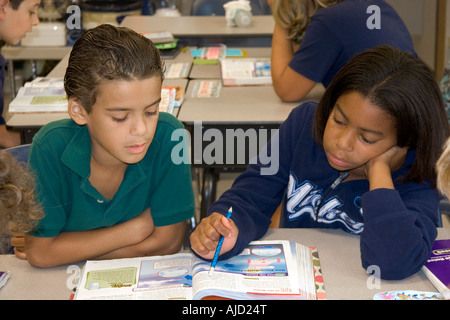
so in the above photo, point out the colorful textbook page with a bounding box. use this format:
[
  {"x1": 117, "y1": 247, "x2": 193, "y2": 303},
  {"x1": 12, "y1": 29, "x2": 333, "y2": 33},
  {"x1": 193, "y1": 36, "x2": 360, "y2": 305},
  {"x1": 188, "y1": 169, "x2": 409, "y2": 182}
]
[
  {"x1": 191, "y1": 45, "x2": 226, "y2": 65},
  {"x1": 373, "y1": 290, "x2": 443, "y2": 300},
  {"x1": 74, "y1": 240, "x2": 322, "y2": 300}
]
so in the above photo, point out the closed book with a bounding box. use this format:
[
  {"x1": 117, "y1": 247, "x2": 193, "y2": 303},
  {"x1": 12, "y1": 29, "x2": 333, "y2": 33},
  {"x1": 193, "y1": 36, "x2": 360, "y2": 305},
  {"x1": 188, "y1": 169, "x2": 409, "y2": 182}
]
[{"x1": 422, "y1": 239, "x2": 450, "y2": 299}]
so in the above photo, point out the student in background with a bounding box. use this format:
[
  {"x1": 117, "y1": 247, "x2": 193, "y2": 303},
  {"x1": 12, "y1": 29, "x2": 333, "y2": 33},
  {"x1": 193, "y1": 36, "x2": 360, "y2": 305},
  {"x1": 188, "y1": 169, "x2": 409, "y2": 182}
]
[
  {"x1": 0, "y1": 151, "x2": 43, "y2": 253},
  {"x1": 0, "y1": 0, "x2": 40, "y2": 148},
  {"x1": 191, "y1": 0, "x2": 271, "y2": 15},
  {"x1": 436, "y1": 137, "x2": 450, "y2": 226},
  {"x1": 13, "y1": 24, "x2": 195, "y2": 267},
  {"x1": 437, "y1": 138, "x2": 450, "y2": 201},
  {"x1": 190, "y1": 46, "x2": 449, "y2": 280},
  {"x1": 268, "y1": 0, "x2": 415, "y2": 102}
]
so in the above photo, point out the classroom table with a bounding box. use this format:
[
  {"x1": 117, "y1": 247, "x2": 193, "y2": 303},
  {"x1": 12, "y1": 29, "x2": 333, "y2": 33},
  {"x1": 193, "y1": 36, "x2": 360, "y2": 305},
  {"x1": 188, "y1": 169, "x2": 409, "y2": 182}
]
[
  {"x1": 1, "y1": 45, "x2": 72, "y2": 98},
  {"x1": 0, "y1": 227, "x2": 448, "y2": 300},
  {"x1": 120, "y1": 15, "x2": 274, "y2": 47}
]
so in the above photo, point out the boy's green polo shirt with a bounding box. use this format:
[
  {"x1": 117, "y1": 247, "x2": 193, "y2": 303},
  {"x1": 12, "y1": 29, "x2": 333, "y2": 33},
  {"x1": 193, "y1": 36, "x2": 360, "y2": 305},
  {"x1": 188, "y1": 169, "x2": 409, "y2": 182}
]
[{"x1": 29, "y1": 112, "x2": 194, "y2": 237}]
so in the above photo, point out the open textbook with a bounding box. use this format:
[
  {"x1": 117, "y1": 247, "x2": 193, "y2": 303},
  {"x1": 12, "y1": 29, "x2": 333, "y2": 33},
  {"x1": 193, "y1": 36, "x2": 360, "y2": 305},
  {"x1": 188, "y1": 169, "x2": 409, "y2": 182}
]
[
  {"x1": 9, "y1": 77, "x2": 67, "y2": 113},
  {"x1": 220, "y1": 58, "x2": 272, "y2": 86},
  {"x1": 74, "y1": 240, "x2": 325, "y2": 300}
]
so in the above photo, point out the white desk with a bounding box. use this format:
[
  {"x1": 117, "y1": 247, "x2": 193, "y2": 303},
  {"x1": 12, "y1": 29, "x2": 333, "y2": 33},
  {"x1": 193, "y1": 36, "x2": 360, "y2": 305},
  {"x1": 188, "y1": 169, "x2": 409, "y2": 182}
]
[
  {"x1": 1, "y1": 45, "x2": 71, "y2": 61},
  {"x1": 262, "y1": 228, "x2": 450, "y2": 300},
  {"x1": 121, "y1": 15, "x2": 274, "y2": 37},
  {"x1": 0, "y1": 228, "x2": 448, "y2": 300},
  {"x1": 5, "y1": 53, "x2": 70, "y2": 131},
  {"x1": 179, "y1": 82, "x2": 324, "y2": 125},
  {"x1": 1, "y1": 45, "x2": 72, "y2": 98},
  {"x1": 121, "y1": 15, "x2": 274, "y2": 47}
]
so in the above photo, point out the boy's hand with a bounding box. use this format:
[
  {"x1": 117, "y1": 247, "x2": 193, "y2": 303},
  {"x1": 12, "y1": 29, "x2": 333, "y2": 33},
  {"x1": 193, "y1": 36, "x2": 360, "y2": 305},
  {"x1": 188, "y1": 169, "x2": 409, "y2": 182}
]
[{"x1": 190, "y1": 212, "x2": 239, "y2": 260}]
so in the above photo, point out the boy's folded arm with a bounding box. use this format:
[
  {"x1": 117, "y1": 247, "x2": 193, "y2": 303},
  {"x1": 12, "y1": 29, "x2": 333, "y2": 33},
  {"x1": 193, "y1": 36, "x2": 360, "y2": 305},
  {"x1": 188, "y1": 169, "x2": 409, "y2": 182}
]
[
  {"x1": 99, "y1": 221, "x2": 187, "y2": 260},
  {"x1": 24, "y1": 209, "x2": 154, "y2": 268}
]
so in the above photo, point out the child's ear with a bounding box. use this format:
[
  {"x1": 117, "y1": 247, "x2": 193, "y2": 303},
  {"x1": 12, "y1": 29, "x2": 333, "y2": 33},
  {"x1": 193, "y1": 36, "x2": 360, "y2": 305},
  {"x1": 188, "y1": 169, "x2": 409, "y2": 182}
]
[
  {"x1": 0, "y1": 1, "x2": 7, "y2": 19},
  {"x1": 68, "y1": 98, "x2": 88, "y2": 125}
]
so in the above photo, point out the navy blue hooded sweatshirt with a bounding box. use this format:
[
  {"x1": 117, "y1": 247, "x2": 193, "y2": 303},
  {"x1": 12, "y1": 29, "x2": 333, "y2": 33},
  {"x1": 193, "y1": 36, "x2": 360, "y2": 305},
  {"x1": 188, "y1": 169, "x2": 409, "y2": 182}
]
[{"x1": 198, "y1": 102, "x2": 438, "y2": 280}]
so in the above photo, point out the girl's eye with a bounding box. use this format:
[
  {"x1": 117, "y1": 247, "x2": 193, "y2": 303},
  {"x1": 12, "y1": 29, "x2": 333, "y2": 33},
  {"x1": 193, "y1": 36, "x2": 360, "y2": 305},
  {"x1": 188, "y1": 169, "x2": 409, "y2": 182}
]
[
  {"x1": 360, "y1": 135, "x2": 376, "y2": 145},
  {"x1": 113, "y1": 116, "x2": 127, "y2": 123},
  {"x1": 332, "y1": 115, "x2": 345, "y2": 126}
]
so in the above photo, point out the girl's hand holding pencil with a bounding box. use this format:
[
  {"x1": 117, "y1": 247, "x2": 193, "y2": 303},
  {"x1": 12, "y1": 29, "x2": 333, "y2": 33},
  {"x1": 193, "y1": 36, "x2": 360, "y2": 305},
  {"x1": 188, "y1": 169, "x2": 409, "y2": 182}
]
[{"x1": 190, "y1": 209, "x2": 239, "y2": 261}]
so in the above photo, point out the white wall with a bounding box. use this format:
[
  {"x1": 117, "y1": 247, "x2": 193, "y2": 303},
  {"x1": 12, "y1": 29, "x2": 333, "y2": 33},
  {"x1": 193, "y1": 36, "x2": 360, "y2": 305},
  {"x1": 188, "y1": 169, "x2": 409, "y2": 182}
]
[{"x1": 387, "y1": 0, "x2": 437, "y2": 70}]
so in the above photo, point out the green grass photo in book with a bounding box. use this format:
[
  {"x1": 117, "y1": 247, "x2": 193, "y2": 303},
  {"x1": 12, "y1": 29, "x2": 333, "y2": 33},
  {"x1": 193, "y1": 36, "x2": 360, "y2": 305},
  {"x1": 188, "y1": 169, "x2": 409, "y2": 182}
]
[{"x1": 74, "y1": 240, "x2": 324, "y2": 300}]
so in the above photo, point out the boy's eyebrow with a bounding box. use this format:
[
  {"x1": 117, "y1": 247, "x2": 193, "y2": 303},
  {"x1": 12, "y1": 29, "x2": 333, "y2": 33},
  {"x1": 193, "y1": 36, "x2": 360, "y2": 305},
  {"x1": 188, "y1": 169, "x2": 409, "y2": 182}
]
[
  {"x1": 105, "y1": 98, "x2": 161, "y2": 112},
  {"x1": 335, "y1": 104, "x2": 385, "y2": 137}
]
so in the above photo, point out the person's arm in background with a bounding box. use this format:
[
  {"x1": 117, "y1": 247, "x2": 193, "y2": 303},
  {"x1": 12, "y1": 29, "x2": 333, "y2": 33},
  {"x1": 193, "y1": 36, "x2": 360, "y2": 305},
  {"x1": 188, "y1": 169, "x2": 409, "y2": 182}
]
[{"x1": 270, "y1": 23, "x2": 316, "y2": 102}]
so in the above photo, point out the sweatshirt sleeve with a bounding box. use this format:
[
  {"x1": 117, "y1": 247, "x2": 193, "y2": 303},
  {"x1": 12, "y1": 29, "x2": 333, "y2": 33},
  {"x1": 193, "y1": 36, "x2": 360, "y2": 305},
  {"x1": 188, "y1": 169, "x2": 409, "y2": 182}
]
[
  {"x1": 208, "y1": 128, "x2": 290, "y2": 260},
  {"x1": 360, "y1": 186, "x2": 438, "y2": 280},
  {"x1": 198, "y1": 103, "x2": 317, "y2": 260}
]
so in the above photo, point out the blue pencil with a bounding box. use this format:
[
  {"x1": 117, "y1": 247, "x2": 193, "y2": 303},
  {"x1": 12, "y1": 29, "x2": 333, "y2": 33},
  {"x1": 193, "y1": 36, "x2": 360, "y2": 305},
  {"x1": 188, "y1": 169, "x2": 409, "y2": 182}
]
[{"x1": 208, "y1": 207, "x2": 233, "y2": 277}]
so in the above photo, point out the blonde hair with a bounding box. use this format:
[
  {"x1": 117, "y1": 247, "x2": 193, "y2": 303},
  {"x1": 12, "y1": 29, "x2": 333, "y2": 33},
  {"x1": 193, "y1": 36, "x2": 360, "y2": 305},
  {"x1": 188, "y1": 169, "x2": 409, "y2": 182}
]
[
  {"x1": 437, "y1": 137, "x2": 450, "y2": 199},
  {"x1": 0, "y1": 151, "x2": 43, "y2": 234},
  {"x1": 270, "y1": 0, "x2": 342, "y2": 43}
]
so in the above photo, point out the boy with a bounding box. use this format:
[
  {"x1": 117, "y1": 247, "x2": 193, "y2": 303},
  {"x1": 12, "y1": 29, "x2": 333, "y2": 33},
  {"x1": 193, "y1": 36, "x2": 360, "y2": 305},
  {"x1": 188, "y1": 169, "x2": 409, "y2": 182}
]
[
  {"x1": 14, "y1": 24, "x2": 195, "y2": 267},
  {"x1": 0, "y1": 0, "x2": 40, "y2": 147}
]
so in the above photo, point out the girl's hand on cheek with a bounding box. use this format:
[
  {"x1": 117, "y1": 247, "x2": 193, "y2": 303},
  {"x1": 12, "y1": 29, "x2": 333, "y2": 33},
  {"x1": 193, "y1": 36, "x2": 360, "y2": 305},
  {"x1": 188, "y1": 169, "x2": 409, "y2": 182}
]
[
  {"x1": 368, "y1": 146, "x2": 408, "y2": 172},
  {"x1": 365, "y1": 146, "x2": 408, "y2": 190}
]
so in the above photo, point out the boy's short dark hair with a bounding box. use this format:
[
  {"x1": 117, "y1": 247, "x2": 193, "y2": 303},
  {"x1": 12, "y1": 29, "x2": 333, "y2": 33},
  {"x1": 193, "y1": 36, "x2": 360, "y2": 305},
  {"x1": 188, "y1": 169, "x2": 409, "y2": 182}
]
[
  {"x1": 64, "y1": 24, "x2": 165, "y2": 113},
  {"x1": 10, "y1": 0, "x2": 24, "y2": 10},
  {"x1": 314, "y1": 45, "x2": 450, "y2": 184}
]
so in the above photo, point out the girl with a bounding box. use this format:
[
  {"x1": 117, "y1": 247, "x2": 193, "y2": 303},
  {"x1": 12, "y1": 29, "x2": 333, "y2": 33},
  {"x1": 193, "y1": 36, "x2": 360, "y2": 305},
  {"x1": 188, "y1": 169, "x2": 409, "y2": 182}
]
[
  {"x1": 269, "y1": 0, "x2": 415, "y2": 102},
  {"x1": 190, "y1": 46, "x2": 450, "y2": 280}
]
